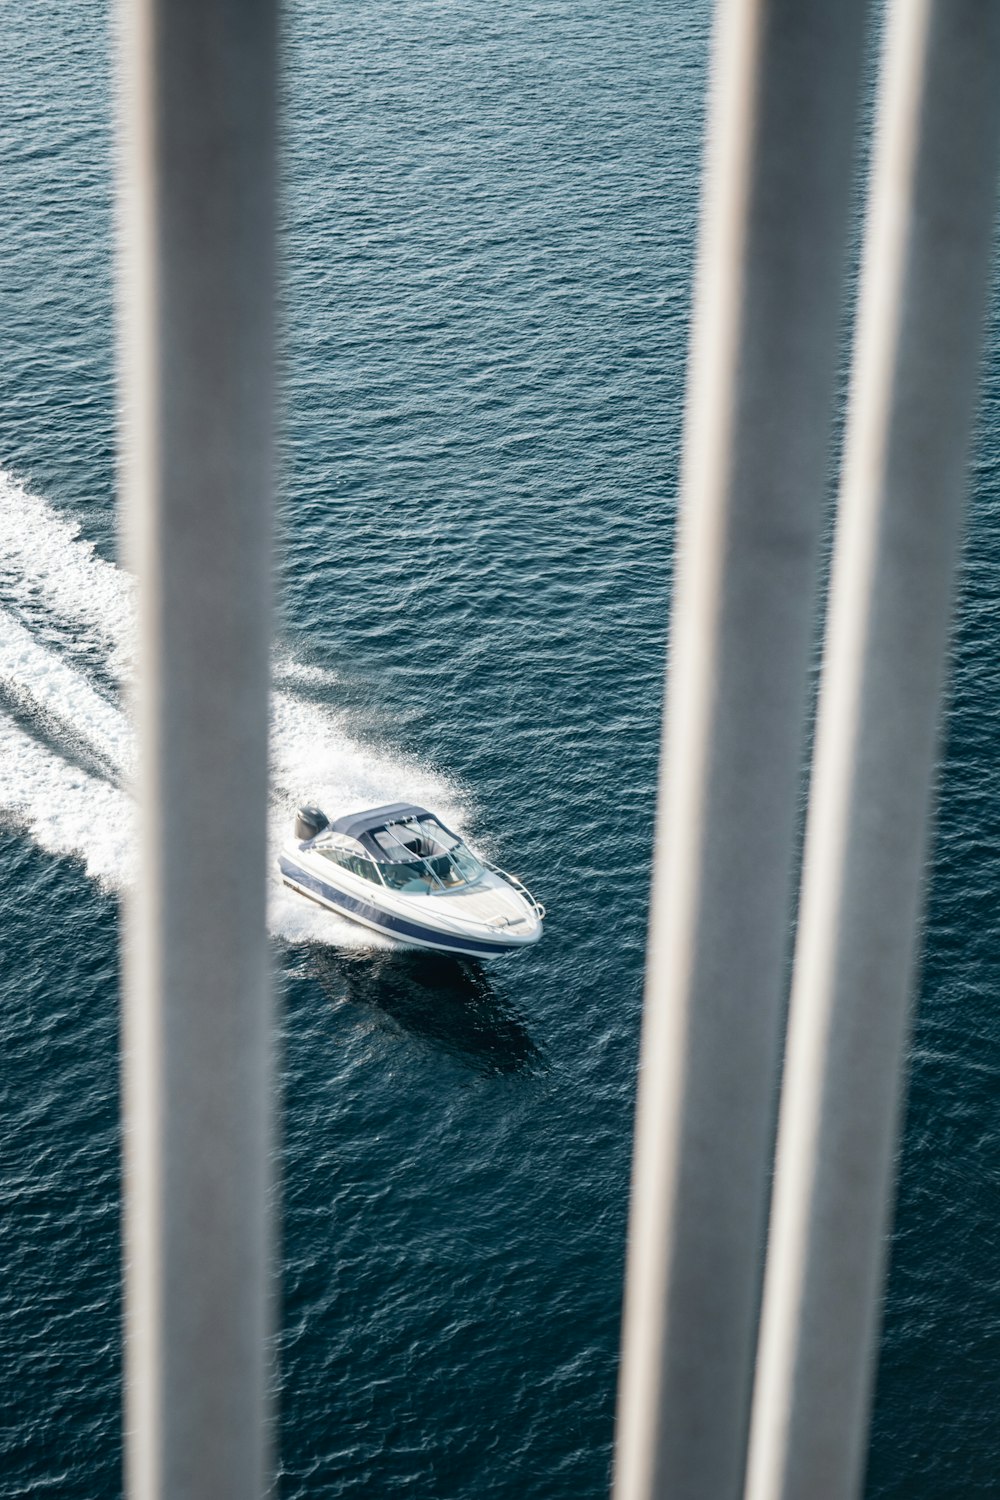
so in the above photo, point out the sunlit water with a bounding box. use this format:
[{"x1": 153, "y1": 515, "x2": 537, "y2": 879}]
[{"x1": 2, "y1": 4, "x2": 1000, "y2": 1496}]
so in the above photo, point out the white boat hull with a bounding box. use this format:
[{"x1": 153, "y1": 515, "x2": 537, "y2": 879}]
[{"x1": 278, "y1": 851, "x2": 542, "y2": 960}]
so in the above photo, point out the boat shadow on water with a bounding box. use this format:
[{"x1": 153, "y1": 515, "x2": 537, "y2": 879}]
[{"x1": 309, "y1": 945, "x2": 545, "y2": 1078}]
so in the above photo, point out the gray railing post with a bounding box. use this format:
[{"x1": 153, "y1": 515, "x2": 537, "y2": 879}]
[
  {"x1": 744, "y1": 5, "x2": 1000, "y2": 1498},
  {"x1": 612, "y1": 3, "x2": 867, "y2": 1498},
  {"x1": 116, "y1": 1, "x2": 278, "y2": 1496}
]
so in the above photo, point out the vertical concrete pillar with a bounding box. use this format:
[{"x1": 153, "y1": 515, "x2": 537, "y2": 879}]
[
  {"x1": 117, "y1": 2, "x2": 278, "y2": 1495},
  {"x1": 746, "y1": 5, "x2": 1000, "y2": 1498},
  {"x1": 614, "y1": 3, "x2": 867, "y2": 1497}
]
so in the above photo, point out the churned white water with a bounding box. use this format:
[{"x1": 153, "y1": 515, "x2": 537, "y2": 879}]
[
  {"x1": 0, "y1": 467, "x2": 137, "y2": 679},
  {"x1": 0, "y1": 468, "x2": 466, "y2": 948}
]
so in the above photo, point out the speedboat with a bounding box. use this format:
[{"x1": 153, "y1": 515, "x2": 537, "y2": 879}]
[{"x1": 278, "y1": 802, "x2": 545, "y2": 959}]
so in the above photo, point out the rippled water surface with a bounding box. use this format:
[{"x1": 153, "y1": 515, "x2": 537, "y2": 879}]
[{"x1": 2, "y1": 3, "x2": 1000, "y2": 1496}]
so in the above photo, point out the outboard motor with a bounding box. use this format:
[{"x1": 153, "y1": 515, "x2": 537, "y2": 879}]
[{"x1": 295, "y1": 805, "x2": 329, "y2": 842}]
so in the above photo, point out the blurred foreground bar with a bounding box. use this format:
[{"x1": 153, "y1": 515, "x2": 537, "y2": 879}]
[
  {"x1": 116, "y1": 1, "x2": 277, "y2": 1496},
  {"x1": 613, "y1": 2, "x2": 866, "y2": 1498},
  {"x1": 746, "y1": 4, "x2": 1000, "y2": 1498}
]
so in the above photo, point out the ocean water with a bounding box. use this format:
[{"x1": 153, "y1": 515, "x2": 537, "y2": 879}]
[{"x1": 1, "y1": 2, "x2": 999, "y2": 1496}]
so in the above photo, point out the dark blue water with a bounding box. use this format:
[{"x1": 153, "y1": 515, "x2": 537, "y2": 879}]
[{"x1": 1, "y1": 3, "x2": 999, "y2": 1496}]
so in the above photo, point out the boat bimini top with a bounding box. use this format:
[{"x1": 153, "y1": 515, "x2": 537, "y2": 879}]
[{"x1": 278, "y1": 801, "x2": 545, "y2": 960}]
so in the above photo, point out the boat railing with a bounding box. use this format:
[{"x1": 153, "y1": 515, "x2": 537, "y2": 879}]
[{"x1": 482, "y1": 860, "x2": 546, "y2": 921}]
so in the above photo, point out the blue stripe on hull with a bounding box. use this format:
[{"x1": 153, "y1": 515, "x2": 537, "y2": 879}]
[{"x1": 278, "y1": 856, "x2": 521, "y2": 958}]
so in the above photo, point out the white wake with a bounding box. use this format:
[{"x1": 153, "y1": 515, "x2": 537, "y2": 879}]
[{"x1": 0, "y1": 468, "x2": 467, "y2": 948}]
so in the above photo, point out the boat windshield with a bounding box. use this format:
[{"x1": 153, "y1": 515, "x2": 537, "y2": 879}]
[
  {"x1": 372, "y1": 816, "x2": 455, "y2": 861},
  {"x1": 379, "y1": 842, "x2": 485, "y2": 894}
]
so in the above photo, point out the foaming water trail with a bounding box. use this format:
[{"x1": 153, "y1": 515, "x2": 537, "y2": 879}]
[
  {"x1": 0, "y1": 605, "x2": 133, "y2": 778},
  {"x1": 271, "y1": 655, "x2": 342, "y2": 692},
  {"x1": 0, "y1": 468, "x2": 136, "y2": 678},
  {"x1": 0, "y1": 712, "x2": 135, "y2": 887},
  {"x1": 0, "y1": 470, "x2": 468, "y2": 948},
  {"x1": 269, "y1": 690, "x2": 461, "y2": 822}
]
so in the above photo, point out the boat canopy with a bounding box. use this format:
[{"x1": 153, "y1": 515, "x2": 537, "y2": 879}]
[{"x1": 327, "y1": 803, "x2": 462, "y2": 864}]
